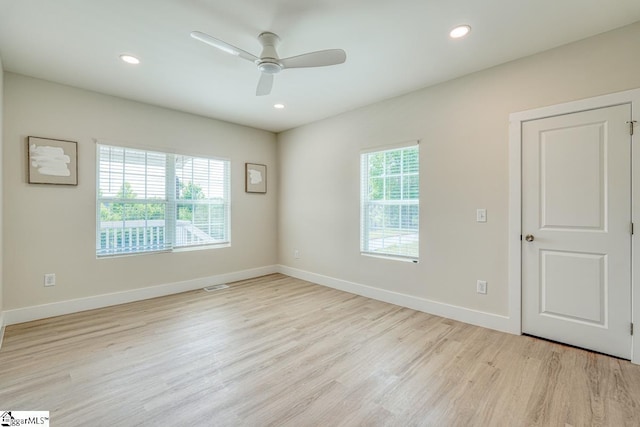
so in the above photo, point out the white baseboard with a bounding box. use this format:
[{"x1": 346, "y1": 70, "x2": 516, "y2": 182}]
[
  {"x1": 3, "y1": 264, "x2": 514, "y2": 336},
  {"x1": 277, "y1": 265, "x2": 514, "y2": 334},
  {"x1": 3, "y1": 265, "x2": 278, "y2": 326}
]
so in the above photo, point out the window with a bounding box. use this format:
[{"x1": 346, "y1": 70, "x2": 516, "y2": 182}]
[
  {"x1": 360, "y1": 143, "x2": 419, "y2": 260},
  {"x1": 97, "y1": 144, "x2": 230, "y2": 256}
]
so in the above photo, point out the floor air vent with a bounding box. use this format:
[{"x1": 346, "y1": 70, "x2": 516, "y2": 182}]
[{"x1": 203, "y1": 284, "x2": 229, "y2": 292}]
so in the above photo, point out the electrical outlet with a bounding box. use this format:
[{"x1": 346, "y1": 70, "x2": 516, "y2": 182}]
[
  {"x1": 476, "y1": 280, "x2": 487, "y2": 294},
  {"x1": 44, "y1": 273, "x2": 56, "y2": 287},
  {"x1": 294, "y1": 249, "x2": 300, "y2": 259}
]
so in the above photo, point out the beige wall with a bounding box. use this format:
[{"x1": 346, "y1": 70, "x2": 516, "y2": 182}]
[
  {"x1": 3, "y1": 73, "x2": 277, "y2": 310},
  {"x1": 277, "y1": 22, "x2": 640, "y2": 317}
]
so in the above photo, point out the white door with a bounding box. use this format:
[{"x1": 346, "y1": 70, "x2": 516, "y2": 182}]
[{"x1": 522, "y1": 104, "x2": 632, "y2": 359}]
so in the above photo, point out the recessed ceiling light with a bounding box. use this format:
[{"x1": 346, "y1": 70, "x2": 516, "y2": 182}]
[
  {"x1": 449, "y1": 25, "x2": 471, "y2": 39},
  {"x1": 274, "y1": 103, "x2": 285, "y2": 109},
  {"x1": 120, "y1": 54, "x2": 140, "y2": 65}
]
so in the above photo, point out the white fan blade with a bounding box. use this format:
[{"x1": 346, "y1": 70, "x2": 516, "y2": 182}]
[
  {"x1": 190, "y1": 31, "x2": 258, "y2": 62},
  {"x1": 256, "y1": 73, "x2": 274, "y2": 96},
  {"x1": 280, "y1": 49, "x2": 346, "y2": 69}
]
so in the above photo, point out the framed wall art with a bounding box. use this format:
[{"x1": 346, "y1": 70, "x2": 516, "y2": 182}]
[
  {"x1": 245, "y1": 163, "x2": 266, "y2": 194},
  {"x1": 27, "y1": 136, "x2": 78, "y2": 185}
]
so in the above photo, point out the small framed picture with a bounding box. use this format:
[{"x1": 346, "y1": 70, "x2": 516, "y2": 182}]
[
  {"x1": 27, "y1": 136, "x2": 78, "y2": 185},
  {"x1": 245, "y1": 163, "x2": 267, "y2": 193}
]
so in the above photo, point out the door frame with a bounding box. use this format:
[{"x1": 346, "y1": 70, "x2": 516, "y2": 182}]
[{"x1": 508, "y1": 88, "x2": 640, "y2": 364}]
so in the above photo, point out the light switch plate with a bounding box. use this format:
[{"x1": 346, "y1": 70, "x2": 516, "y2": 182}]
[{"x1": 476, "y1": 209, "x2": 487, "y2": 222}]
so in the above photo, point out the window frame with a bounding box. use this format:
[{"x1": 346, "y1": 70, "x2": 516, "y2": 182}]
[
  {"x1": 96, "y1": 143, "x2": 231, "y2": 257},
  {"x1": 360, "y1": 141, "x2": 419, "y2": 262}
]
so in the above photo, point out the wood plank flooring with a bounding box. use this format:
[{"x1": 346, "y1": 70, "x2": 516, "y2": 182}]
[{"x1": 1, "y1": 274, "x2": 639, "y2": 426}]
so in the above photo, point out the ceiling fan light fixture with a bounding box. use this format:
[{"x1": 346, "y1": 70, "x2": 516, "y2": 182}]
[
  {"x1": 120, "y1": 54, "x2": 140, "y2": 64},
  {"x1": 449, "y1": 25, "x2": 471, "y2": 39},
  {"x1": 258, "y1": 61, "x2": 282, "y2": 74}
]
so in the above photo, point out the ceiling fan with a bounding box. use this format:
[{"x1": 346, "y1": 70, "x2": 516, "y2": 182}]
[{"x1": 190, "y1": 30, "x2": 347, "y2": 96}]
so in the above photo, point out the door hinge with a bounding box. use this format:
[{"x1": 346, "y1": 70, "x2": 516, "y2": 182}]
[
  {"x1": 632, "y1": 323, "x2": 634, "y2": 336},
  {"x1": 632, "y1": 222, "x2": 635, "y2": 235},
  {"x1": 627, "y1": 120, "x2": 637, "y2": 136}
]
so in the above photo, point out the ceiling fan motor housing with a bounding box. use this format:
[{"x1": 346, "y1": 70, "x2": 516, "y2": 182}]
[{"x1": 257, "y1": 32, "x2": 283, "y2": 74}]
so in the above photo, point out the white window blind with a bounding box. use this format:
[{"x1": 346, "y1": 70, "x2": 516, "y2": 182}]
[
  {"x1": 175, "y1": 155, "x2": 230, "y2": 248},
  {"x1": 97, "y1": 144, "x2": 230, "y2": 256},
  {"x1": 360, "y1": 143, "x2": 419, "y2": 260}
]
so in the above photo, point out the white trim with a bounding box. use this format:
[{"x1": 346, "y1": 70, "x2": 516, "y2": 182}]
[
  {"x1": 278, "y1": 265, "x2": 512, "y2": 334},
  {"x1": 3, "y1": 265, "x2": 277, "y2": 325},
  {"x1": 507, "y1": 114, "x2": 523, "y2": 335},
  {"x1": 508, "y1": 87, "x2": 640, "y2": 364},
  {"x1": 361, "y1": 253, "x2": 419, "y2": 263}
]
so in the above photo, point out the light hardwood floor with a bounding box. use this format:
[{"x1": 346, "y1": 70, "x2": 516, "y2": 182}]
[{"x1": 1, "y1": 274, "x2": 639, "y2": 426}]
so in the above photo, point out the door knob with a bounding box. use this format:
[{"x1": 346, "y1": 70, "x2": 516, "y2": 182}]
[{"x1": 525, "y1": 234, "x2": 534, "y2": 242}]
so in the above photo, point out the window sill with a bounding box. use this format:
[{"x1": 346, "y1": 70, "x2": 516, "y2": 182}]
[
  {"x1": 361, "y1": 252, "x2": 419, "y2": 264},
  {"x1": 97, "y1": 243, "x2": 230, "y2": 259},
  {"x1": 172, "y1": 243, "x2": 230, "y2": 253}
]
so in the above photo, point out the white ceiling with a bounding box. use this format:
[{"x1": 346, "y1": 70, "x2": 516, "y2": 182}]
[{"x1": 1, "y1": 1, "x2": 639, "y2": 133}]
